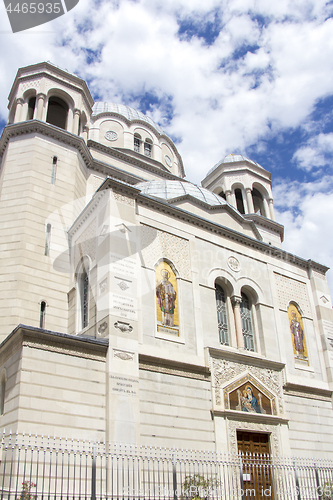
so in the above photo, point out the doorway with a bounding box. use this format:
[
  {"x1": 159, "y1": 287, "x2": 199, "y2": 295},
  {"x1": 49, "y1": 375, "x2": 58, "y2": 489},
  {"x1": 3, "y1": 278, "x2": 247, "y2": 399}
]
[{"x1": 237, "y1": 431, "x2": 273, "y2": 499}]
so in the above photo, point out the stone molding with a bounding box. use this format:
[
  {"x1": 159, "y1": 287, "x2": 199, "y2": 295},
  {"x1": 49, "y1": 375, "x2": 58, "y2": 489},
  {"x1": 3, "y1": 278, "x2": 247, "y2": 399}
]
[
  {"x1": 139, "y1": 354, "x2": 210, "y2": 381},
  {"x1": 283, "y1": 382, "x2": 332, "y2": 402},
  {"x1": 0, "y1": 325, "x2": 108, "y2": 364}
]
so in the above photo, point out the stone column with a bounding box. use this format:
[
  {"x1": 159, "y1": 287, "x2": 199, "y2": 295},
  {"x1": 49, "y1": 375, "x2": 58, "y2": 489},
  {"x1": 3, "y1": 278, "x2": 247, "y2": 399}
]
[
  {"x1": 232, "y1": 295, "x2": 244, "y2": 349},
  {"x1": 36, "y1": 93, "x2": 46, "y2": 120},
  {"x1": 245, "y1": 188, "x2": 254, "y2": 213},
  {"x1": 226, "y1": 189, "x2": 237, "y2": 208},
  {"x1": 268, "y1": 198, "x2": 275, "y2": 221},
  {"x1": 263, "y1": 197, "x2": 270, "y2": 218},
  {"x1": 82, "y1": 125, "x2": 89, "y2": 143},
  {"x1": 73, "y1": 108, "x2": 81, "y2": 135},
  {"x1": 14, "y1": 98, "x2": 24, "y2": 122}
]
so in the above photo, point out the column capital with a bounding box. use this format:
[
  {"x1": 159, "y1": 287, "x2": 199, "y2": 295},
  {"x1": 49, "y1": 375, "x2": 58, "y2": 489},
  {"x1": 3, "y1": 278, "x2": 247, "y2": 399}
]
[
  {"x1": 73, "y1": 108, "x2": 81, "y2": 116},
  {"x1": 231, "y1": 295, "x2": 242, "y2": 306},
  {"x1": 16, "y1": 97, "x2": 24, "y2": 105},
  {"x1": 245, "y1": 187, "x2": 252, "y2": 193},
  {"x1": 36, "y1": 92, "x2": 46, "y2": 100}
]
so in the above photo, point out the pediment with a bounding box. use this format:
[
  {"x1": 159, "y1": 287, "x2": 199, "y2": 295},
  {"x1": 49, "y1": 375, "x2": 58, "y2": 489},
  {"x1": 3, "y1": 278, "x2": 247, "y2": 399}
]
[{"x1": 223, "y1": 373, "x2": 278, "y2": 416}]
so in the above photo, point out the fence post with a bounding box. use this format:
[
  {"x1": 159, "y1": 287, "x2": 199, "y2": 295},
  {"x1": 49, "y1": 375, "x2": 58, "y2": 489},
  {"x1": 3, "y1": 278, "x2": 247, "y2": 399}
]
[
  {"x1": 315, "y1": 464, "x2": 323, "y2": 500},
  {"x1": 239, "y1": 455, "x2": 245, "y2": 500},
  {"x1": 92, "y1": 445, "x2": 96, "y2": 500},
  {"x1": 172, "y1": 452, "x2": 177, "y2": 500},
  {"x1": 293, "y1": 461, "x2": 301, "y2": 500}
]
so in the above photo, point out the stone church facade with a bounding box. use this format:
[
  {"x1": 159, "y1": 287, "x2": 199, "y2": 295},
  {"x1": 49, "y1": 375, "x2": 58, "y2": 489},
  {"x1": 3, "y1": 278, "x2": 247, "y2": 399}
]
[{"x1": 0, "y1": 62, "x2": 333, "y2": 459}]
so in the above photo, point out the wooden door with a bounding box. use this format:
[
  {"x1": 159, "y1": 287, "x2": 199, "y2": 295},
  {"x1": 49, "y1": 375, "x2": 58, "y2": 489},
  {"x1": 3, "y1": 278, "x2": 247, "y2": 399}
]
[{"x1": 237, "y1": 431, "x2": 273, "y2": 499}]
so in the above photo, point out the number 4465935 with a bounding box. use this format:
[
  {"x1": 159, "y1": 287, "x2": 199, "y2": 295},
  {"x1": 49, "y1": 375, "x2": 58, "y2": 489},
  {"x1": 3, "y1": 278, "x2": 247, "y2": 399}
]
[{"x1": 5, "y1": 3, "x2": 61, "y2": 14}]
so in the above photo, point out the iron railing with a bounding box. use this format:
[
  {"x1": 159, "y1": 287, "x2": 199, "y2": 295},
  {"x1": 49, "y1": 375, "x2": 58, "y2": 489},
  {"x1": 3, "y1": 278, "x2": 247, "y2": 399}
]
[{"x1": 0, "y1": 432, "x2": 332, "y2": 500}]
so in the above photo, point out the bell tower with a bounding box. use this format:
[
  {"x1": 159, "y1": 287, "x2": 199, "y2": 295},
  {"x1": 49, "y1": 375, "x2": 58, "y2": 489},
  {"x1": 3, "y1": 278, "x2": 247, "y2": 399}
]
[
  {"x1": 0, "y1": 62, "x2": 94, "y2": 339},
  {"x1": 202, "y1": 154, "x2": 284, "y2": 246}
]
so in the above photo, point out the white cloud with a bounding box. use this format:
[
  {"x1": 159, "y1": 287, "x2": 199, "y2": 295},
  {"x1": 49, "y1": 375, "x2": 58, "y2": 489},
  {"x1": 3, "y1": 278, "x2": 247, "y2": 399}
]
[
  {"x1": 0, "y1": 0, "x2": 333, "y2": 293},
  {"x1": 293, "y1": 133, "x2": 333, "y2": 170}
]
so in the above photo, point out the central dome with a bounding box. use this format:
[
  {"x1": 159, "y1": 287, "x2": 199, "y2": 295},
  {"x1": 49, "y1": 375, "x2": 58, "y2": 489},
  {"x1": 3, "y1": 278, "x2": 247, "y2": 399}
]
[
  {"x1": 92, "y1": 102, "x2": 165, "y2": 135},
  {"x1": 137, "y1": 180, "x2": 228, "y2": 206}
]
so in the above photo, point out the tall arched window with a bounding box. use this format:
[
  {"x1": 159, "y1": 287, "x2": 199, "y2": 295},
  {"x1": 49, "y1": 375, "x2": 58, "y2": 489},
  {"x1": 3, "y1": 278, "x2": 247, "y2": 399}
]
[
  {"x1": 215, "y1": 284, "x2": 229, "y2": 345},
  {"x1": 46, "y1": 96, "x2": 68, "y2": 130},
  {"x1": 252, "y1": 188, "x2": 265, "y2": 216},
  {"x1": 39, "y1": 301, "x2": 46, "y2": 329},
  {"x1": 240, "y1": 292, "x2": 254, "y2": 351},
  {"x1": 27, "y1": 96, "x2": 36, "y2": 120},
  {"x1": 235, "y1": 188, "x2": 245, "y2": 214},
  {"x1": 81, "y1": 270, "x2": 89, "y2": 329},
  {"x1": 134, "y1": 133, "x2": 141, "y2": 153},
  {"x1": 144, "y1": 139, "x2": 152, "y2": 157}
]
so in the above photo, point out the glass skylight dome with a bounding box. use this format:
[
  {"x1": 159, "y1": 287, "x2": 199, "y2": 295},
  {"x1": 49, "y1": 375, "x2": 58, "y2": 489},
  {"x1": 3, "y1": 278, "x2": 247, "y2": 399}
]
[{"x1": 137, "y1": 180, "x2": 228, "y2": 206}]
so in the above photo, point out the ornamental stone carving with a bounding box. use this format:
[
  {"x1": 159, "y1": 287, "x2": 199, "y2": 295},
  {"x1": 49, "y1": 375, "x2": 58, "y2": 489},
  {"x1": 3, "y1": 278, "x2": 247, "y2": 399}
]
[
  {"x1": 113, "y1": 349, "x2": 135, "y2": 361},
  {"x1": 212, "y1": 358, "x2": 284, "y2": 414},
  {"x1": 105, "y1": 131, "x2": 118, "y2": 141},
  {"x1": 141, "y1": 225, "x2": 191, "y2": 280},
  {"x1": 274, "y1": 272, "x2": 311, "y2": 316},
  {"x1": 228, "y1": 420, "x2": 280, "y2": 456}
]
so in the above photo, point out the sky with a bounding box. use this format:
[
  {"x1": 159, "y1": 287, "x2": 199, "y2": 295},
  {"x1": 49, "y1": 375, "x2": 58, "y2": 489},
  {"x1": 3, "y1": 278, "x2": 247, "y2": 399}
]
[{"x1": 0, "y1": 0, "x2": 333, "y2": 294}]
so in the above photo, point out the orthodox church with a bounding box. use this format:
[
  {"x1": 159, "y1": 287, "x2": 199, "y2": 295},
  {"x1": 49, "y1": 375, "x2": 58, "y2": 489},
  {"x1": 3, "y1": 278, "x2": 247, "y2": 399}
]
[{"x1": 0, "y1": 62, "x2": 333, "y2": 459}]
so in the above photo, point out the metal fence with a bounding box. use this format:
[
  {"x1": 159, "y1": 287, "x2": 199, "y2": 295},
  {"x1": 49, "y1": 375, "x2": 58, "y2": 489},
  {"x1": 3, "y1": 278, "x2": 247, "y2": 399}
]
[{"x1": 0, "y1": 432, "x2": 333, "y2": 500}]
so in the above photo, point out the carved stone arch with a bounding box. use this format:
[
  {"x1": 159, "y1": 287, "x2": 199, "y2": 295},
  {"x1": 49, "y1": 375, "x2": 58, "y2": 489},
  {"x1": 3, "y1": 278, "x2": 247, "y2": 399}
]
[
  {"x1": 208, "y1": 267, "x2": 236, "y2": 294},
  {"x1": 46, "y1": 87, "x2": 75, "y2": 110},
  {"x1": 235, "y1": 278, "x2": 264, "y2": 304},
  {"x1": 288, "y1": 299, "x2": 304, "y2": 317}
]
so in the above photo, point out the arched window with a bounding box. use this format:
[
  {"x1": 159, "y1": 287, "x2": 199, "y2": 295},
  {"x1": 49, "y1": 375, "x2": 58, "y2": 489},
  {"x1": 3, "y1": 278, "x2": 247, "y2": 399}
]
[
  {"x1": 51, "y1": 156, "x2": 57, "y2": 184},
  {"x1": 240, "y1": 292, "x2": 254, "y2": 351},
  {"x1": 215, "y1": 284, "x2": 229, "y2": 345},
  {"x1": 134, "y1": 133, "x2": 141, "y2": 153},
  {"x1": 144, "y1": 139, "x2": 152, "y2": 157},
  {"x1": 77, "y1": 266, "x2": 89, "y2": 331},
  {"x1": 0, "y1": 373, "x2": 6, "y2": 416},
  {"x1": 218, "y1": 190, "x2": 226, "y2": 200},
  {"x1": 46, "y1": 96, "x2": 68, "y2": 130},
  {"x1": 252, "y1": 188, "x2": 265, "y2": 216},
  {"x1": 39, "y1": 301, "x2": 46, "y2": 329},
  {"x1": 27, "y1": 96, "x2": 36, "y2": 120},
  {"x1": 235, "y1": 188, "x2": 245, "y2": 214}
]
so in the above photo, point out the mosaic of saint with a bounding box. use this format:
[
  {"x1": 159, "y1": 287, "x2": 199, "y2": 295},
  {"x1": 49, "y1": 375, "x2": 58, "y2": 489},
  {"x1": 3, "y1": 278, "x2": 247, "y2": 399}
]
[
  {"x1": 288, "y1": 303, "x2": 308, "y2": 363},
  {"x1": 229, "y1": 383, "x2": 272, "y2": 414},
  {"x1": 156, "y1": 261, "x2": 179, "y2": 334}
]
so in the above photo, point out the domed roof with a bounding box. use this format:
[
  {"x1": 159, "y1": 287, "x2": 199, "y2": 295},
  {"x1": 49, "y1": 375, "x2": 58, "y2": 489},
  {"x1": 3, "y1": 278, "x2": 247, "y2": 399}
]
[
  {"x1": 207, "y1": 153, "x2": 262, "y2": 177},
  {"x1": 137, "y1": 180, "x2": 228, "y2": 206},
  {"x1": 92, "y1": 102, "x2": 164, "y2": 135}
]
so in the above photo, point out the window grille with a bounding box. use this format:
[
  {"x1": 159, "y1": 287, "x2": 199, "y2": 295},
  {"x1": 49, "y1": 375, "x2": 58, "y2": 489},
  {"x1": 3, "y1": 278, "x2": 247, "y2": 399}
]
[
  {"x1": 134, "y1": 137, "x2": 141, "y2": 152},
  {"x1": 144, "y1": 142, "x2": 152, "y2": 157},
  {"x1": 82, "y1": 271, "x2": 89, "y2": 329},
  {"x1": 215, "y1": 284, "x2": 229, "y2": 345},
  {"x1": 240, "y1": 292, "x2": 254, "y2": 351}
]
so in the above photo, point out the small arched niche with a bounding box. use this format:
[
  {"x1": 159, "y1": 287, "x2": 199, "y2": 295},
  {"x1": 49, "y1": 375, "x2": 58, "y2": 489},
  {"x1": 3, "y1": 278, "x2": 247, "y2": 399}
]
[
  {"x1": 252, "y1": 187, "x2": 266, "y2": 216},
  {"x1": 46, "y1": 96, "x2": 69, "y2": 130}
]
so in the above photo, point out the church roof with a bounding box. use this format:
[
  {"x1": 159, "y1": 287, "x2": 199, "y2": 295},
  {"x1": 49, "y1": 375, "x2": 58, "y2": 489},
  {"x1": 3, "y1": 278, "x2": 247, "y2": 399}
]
[
  {"x1": 92, "y1": 102, "x2": 165, "y2": 135},
  {"x1": 137, "y1": 180, "x2": 228, "y2": 206},
  {"x1": 206, "y1": 153, "x2": 262, "y2": 177}
]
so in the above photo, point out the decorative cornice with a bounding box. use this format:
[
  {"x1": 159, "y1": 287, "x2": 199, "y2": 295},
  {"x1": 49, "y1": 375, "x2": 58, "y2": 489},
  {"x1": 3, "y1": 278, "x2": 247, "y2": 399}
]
[
  {"x1": 283, "y1": 382, "x2": 332, "y2": 401},
  {"x1": 9, "y1": 62, "x2": 94, "y2": 109},
  {"x1": 243, "y1": 213, "x2": 284, "y2": 241},
  {"x1": 213, "y1": 409, "x2": 289, "y2": 425},
  {"x1": 0, "y1": 325, "x2": 108, "y2": 364},
  {"x1": 137, "y1": 193, "x2": 328, "y2": 274},
  {"x1": 208, "y1": 346, "x2": 285, "y2": 371},
  {"x1": 139, "y1": 353, "x2": 210, "y2": 381},
  {"x1": 88, "y1": 140, "x2": 184, "y2": 180},
  {"x1": 0, "y1": 121, "x2": 93, "y2": 168}
]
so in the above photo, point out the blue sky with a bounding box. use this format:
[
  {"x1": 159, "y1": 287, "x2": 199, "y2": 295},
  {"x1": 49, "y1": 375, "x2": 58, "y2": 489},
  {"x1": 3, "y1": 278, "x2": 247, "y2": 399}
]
[{"x1": 0, "y1": 0, "x2": 333, "y2": 294}]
